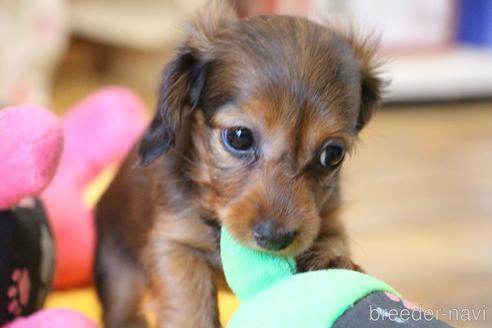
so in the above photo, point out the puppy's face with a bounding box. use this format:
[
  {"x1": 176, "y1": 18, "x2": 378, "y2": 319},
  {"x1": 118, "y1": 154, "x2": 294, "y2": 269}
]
[
  {"x1": 140, "y1": 9, "x2": 382, "y2": 256},
  {"x1": 201, "y1": 98, "x2": 349, "y2": 255}
]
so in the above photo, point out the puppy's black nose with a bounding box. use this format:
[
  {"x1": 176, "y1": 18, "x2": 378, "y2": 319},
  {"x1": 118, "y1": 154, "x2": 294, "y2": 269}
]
[{"x1": 252, "y1": 219, "x2": 295, "y2": 251}]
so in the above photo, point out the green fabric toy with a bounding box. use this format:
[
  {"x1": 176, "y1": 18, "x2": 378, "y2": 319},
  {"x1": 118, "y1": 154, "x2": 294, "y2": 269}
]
[
  {"x1": 221, "y1": 228, "x2": 453, "y2": 328},
  {"x1": 220, "y1": 227, "x2": 397, "y2": 328}
]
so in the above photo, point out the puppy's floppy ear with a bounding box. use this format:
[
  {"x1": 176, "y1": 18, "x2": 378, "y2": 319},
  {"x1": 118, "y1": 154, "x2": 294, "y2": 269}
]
[
  {"x1": 343, "y1": 32, "x2": 384, "y2": 132},
  {"x1": 138, "y1": 0, "x2": 237, "y2": 166},
  {"x1": 139, "y1": 49, "x2": 210, "y2": 166},
  {"x1": 357, "y1": 64, "x2": 383, "y2": 131}
]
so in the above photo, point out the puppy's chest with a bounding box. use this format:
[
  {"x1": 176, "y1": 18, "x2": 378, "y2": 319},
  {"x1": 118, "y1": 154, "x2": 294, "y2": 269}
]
[
  {"x1": 152, "y1": 210, "x2": 223, "y2": 268},
  {"x1": 200, "y1": 216, "x2": 223, "y2": 268}
]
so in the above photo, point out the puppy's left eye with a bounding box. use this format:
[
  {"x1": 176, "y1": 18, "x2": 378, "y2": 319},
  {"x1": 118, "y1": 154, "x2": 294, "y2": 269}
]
[{"x1": 319, "y1": 140, "x2": 345, "y2": 168}]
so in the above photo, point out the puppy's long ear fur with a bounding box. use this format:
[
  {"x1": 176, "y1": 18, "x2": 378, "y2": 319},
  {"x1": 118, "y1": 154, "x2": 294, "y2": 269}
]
[
  {"x1": 139, "y1": 0, "x2": 237, "y2": 166},
  {"x1": 341, "y1": 31, "x2": 384, "y2": 132},
  {"x1": 357, "y1": 67, "x2": 382, "y2": 131},
  {"x1": 355, "y1": 41, "x2": 383, "y2": 131}
]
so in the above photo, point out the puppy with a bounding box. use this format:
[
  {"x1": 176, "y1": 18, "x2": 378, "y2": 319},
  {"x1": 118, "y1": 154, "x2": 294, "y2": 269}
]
[{"x1": 94, "y1": 3, "x2": 382, "y2": 328}]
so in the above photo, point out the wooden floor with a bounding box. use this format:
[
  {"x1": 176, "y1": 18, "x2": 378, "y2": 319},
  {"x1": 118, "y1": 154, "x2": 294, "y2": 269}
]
[
  {"x1": 343, "y1": 102, "x2": 492, "y2": 328},
  {"x1": 52, "y1": 44, "x2": 492, "y2": 327}
]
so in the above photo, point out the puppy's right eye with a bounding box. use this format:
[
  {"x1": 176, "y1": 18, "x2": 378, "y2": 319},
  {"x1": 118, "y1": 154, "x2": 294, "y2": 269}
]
[{"x1": 222, "y1": 127, "x2": 255, "y2": 153}]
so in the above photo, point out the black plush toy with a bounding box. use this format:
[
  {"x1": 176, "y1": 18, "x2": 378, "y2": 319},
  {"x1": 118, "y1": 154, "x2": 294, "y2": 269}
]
[{"x1": 0, "y1": 200, "x2": 55, "y2": 324}]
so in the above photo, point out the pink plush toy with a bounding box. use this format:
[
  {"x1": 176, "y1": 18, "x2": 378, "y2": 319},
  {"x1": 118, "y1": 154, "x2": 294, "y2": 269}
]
[
  {"x1": 0, "y1": 106, "x2": 61, "y2": 325},
  {"x1": 0, "y1": 106, "x2": 63, "y2": 209},
  {"x1": 0, "y1": 106, "x2": 97, "y2": 327},
  {"x1": 41, "y1": 87, "x2": 148, "y2": 289},
  {"x1": 5, "y1": 309, "x2": 98, "y2": 328}
]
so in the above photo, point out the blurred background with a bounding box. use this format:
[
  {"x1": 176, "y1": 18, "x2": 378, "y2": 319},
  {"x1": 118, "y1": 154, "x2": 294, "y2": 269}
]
[{"x1": 1, "y1": 0, "x2": 491, "y2": 327}]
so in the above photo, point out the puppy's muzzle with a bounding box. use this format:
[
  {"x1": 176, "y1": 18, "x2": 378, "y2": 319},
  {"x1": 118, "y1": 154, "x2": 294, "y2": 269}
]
[{"x1": 252, "y1": 219, "x2": 295, "y2": 251}]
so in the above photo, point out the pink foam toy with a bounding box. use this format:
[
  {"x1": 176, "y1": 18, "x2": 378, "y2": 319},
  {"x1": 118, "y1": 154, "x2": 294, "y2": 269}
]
[
  {"x1": 5, "y1": 308, "x2": 98, "y2": 328},
  {"x1": 41, "y1": 87, "x2": 148, "y2": 289},
  {"x1": 0, "y1": 106, "x2": 63, "y2": 210}
]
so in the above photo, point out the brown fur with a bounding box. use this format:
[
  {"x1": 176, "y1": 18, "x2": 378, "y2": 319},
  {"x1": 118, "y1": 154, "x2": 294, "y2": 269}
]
[{"x1": 94, "y1": 2, "x2": 382, "y2": 327}]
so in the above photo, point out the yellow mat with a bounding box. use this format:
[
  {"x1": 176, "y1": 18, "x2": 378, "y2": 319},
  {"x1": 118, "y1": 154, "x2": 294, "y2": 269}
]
[{"x1": 46, "y1": 288, "x2": 239, "y2": 326}]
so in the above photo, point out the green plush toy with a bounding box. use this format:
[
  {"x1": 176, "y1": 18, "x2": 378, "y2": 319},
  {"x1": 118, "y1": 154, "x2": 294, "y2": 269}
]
[{"x1": 220, "y1": 228, "x2": 453, "y2": 328}]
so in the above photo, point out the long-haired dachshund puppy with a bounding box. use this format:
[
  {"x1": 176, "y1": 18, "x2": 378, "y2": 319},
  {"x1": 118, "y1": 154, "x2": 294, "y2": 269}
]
[{"x1": 94, "y1": 2, "x2": 382, "y2": 327}]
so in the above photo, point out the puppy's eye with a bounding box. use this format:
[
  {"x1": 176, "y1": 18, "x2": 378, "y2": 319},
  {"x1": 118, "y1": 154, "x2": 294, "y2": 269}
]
[
  {"x1": 223, "y1": 127, "x2": 255, "y2": 152},
  {"x1": 319, "y1": 140, "x2": 345, "y2": 168}
]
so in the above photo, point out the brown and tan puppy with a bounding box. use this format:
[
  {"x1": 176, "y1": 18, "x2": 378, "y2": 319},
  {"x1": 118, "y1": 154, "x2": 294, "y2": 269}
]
[{"x1": 94, "y1": 2, "x2": 382, "y2": 328}]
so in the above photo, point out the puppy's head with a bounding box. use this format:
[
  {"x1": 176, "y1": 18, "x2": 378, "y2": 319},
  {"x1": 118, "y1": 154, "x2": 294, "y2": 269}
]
[{"x1": 139, "y1": 2, "x2": 382, "y2": 256}]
